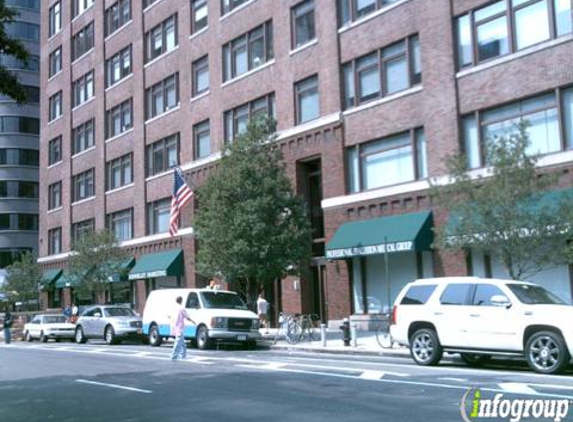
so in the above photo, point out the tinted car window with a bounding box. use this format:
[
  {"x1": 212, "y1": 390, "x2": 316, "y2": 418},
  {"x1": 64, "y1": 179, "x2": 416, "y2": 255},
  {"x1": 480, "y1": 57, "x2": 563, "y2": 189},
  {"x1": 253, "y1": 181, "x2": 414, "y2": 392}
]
[
  {"x1": 440, "y1": 284, "x2": 472, "y2": 305},
  {"x1": 200, "y1": 292, "x2": 247, "y2": 310},
  {"x1": 472, "y1": 284, "x2": 505, "y2": 306},
  {"x1": 507, "y1": 284, "x2": 565, "y2": 305},
  {"x1": 186, "y1": 293, "x2": 200, "y2": 309},
  {"x1": 44, "y1": 315, "x2": 67, "y2": 323},
  {"x1": 400, "y1": 285, "x2": 437, "y2": 305},
  {"x1": 104, "y1": 307, "x2": 136, "y2": 317},
  {"x1": 83, "y1": 308, "x2": 96, "y2": 317}
]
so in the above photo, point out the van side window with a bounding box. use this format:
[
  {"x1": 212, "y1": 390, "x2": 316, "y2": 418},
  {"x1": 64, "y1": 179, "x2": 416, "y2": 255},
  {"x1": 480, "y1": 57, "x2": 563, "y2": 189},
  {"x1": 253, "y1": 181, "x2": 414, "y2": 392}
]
[
  {"x1": 186, "y1": 293, "x2": 199, "y2": 309},
  {"x1": 440, "y1": 284, "x2": 472, "y2": 305},
  {"x1": 400, "y1": 285, "x2": 436, "y2": 305}
]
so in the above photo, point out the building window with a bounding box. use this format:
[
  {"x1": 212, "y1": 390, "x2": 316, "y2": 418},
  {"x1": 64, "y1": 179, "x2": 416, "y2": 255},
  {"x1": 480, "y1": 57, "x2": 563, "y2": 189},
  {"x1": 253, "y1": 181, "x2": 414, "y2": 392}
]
[
  {"x1": 456, "y1": 0, "x2": 572, "y2": 68},
  {"x1": 72, "y1": 119, "x2": 95, "y2": 155},
  {"x1": 193, "y1": 120, "x2": 210, "y2": 159},
  {"x1": 48, "y1": 136, "x2": 62, "y2": 165},
  {"x1": 49, "y1": 91, "x2": 62, "y2": 122},
  {"x1": 106, "y1": 153, "x2": 132, "y2": 191},
  {"x1": 143, "y1": 0, "x2": 159, "y2": 8},
  {"x1": 105, "y1": 45, "x2": 132, "y2": 87},
  {"x1": 49, "y1": 47, "x2": 62, "y2": 77},
  {"x1": 0, "y1": 116, "x2": 39, "y2": 134},
  {"x1": 72, "y1": 22, "x2": 94, "y2": 61},
  {"x1": 224, "y1": 93, "x2": 275, "y2": 142},
  {"x1": 72, "y1": 219, "x2": 94, "y2": 245},
  {"x1": 1, "y1": 53, "x2": 39, "y2": 72},
  {"x1": 72, "y1": 168, "x2": 95, "y2": 202},
  {"x1": 337, "y1": 0, "x2": 401, "y2": 27},
  {"x1": 342, "y1": 34, "x2": 420, "y2": 109},
  {"x1": 146, "y1": 134, "x2": 179, "y2": 176},
  {"x1": 147, "y1": 198, "x2": 171, "y2": 235},
  {"x1": 6, "y1": 22, "x2": 39, "y2": 42},
  {"x1": 105, "y1": 0, "x2": 131, "y2": 37},
  {"x1": 145, "y1": 14, "x2": 177, "y2": 62},
  {"x1": 222, "y1": 21, "x2": 273, "y2": 82},
  {"x1": 221, "y1": 0, "x2": 249, "y2": 15},
  {"x1": 463, "y1": 88, "x2": 573, "y2": 169},
  {"x1": 295, "y1": 75, "x2": 319, "y2": 124},
  {"x1": 107, "y1": 209, "x2": 133, "y2": 241},
  {"x1": 49, "y1": 1, "x2": 61, "y2": 37},
  {"x1": 0, "y1": 85, "x2": 40, "y2": 103},
  {"x1": 191, "y1": 0, "x2": 208, "y2": 33},
  {"x1": 48, "y1": 182, "x2": 62, "y2": 210},
  {"x1": 0, "y1": 148, "x2": 38, "y2": 166},
  {"x1": 292, "y1": 0, "x2": 315, "y2": 49},
  {"x1": 48, "y1": 227, "x2": 62, "y2": 255},
  {"x1": 0, "y1": 181, "x2": 38, "y2": 198},
  {"x1": 105, "y1": 99, "x2": 132, "y2": 139},
  {"x1": 192, "y1": 55, "x2": 209, "y2": 96},
  {"x1": 6, "y1": 0, "x2": 40, "y2": 10},
  {"x1": 73, "y1": 0, "x2": 94, "y2": 17},
  {"x1": 72, "y1": 70, "x2": 94, "y2": 108},
  {"x1": 347, "y1": 128, "x2": 427, "y2": 193},
  {"x1": 145, "y1": 73, "x2": 179, "y2": 119}
]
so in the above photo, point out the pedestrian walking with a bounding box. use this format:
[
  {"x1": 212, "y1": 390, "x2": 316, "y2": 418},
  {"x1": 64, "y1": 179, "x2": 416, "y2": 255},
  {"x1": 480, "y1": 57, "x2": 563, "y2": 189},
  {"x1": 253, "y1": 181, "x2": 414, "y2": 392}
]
[
  {"x1": 257, "y1": 293, "x2": 269, "y2": 334},
  {"x1": 171, "y1": 296, "x2": 195, "y2": 360},
  {"x1": 3, "y1": 309, "x2": 13, "y2": 344}
]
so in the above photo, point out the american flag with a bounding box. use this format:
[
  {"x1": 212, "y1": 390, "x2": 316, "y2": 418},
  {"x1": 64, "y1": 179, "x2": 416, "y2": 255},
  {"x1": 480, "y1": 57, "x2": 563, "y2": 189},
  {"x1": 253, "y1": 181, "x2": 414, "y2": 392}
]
[{"x1": 169, "y1": 167, "x2": 193, "y2": 236}]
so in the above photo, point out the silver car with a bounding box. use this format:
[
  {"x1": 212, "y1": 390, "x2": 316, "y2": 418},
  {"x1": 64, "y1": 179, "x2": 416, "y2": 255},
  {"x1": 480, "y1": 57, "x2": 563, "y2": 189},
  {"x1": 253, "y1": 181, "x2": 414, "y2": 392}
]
[{"x1": 75, "y1": 305, "x2": 142, "y2": 345}]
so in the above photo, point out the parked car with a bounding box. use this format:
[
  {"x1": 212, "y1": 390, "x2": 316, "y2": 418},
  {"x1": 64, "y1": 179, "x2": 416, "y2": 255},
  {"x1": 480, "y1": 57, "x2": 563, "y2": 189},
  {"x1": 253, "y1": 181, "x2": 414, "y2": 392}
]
[
  {"x1": 75, "y1": 305, "x2": 143, "y2": 345},
  {"x1": 390, "y1": 277, "x2": 573, "y2": 374},
  {"x1": 142, "y1": 288, "x2": 261, "y2": 350},
  {"x1": 23, "y1": 314, "x2": 75, "y2": 342}
]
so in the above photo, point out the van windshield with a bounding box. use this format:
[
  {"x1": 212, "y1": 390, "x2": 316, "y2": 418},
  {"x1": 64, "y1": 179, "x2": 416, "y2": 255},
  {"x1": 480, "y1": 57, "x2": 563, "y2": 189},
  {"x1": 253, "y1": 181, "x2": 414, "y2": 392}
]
[{"x1": 200, "y1": 292, "x2": 247, "y2": 310}]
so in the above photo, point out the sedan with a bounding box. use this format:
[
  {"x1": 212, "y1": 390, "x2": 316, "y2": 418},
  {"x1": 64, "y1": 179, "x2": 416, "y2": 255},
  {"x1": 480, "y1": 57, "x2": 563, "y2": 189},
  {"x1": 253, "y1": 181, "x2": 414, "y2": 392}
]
[
  {"x1": 23, "y1": 314, "x2": 76, "y2": 342},
  {"x1": 75, "y1": 305, "x2": 143, "y2": 345}
]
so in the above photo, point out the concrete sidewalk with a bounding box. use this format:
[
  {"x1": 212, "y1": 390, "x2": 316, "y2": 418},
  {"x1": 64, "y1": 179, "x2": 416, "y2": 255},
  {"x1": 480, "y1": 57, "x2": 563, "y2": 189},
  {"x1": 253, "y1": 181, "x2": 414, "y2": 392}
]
[{"x1": 258, "y1": 328, "x2": 410, "y2": 357}]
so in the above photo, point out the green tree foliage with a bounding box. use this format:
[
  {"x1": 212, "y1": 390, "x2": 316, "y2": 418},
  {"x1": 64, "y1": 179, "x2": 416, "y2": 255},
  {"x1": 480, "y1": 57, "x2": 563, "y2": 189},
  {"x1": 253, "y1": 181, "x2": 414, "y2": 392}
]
[
  {"x1": 0, "y1": 1, "x2": 30, "y2": 103},
  {"x1": 194, "y1": 116, "x2": 312, "y2": 306},
  {"x1": 68, "y1": 230, "x2": 129, "y2": 302},
  {"x1": 432, "y1": 122, "x2": 573, "y2": 280},
  {"x1": 4, "y1": 251, "x2": 42, "y2": 309}
]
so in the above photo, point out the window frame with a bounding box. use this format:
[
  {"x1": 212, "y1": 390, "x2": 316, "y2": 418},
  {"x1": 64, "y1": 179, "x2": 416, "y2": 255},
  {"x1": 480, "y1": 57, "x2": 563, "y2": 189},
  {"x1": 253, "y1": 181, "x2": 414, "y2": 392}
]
[
  {"x1": 221, "y1": 0, "x2": 249, "y2": 16},
  {"x1": 224, "y1": 93, "x2": 275, "y2": 143},
  {"x1": 146, "y1": 198, "x2": 171, "y2": 235},
  {"x1": 291, "y1": 0, "x2": 316, "y2": 49},
  {"x1": 49, "y1": 47, "x2": 62, "y2": 77},
  {"x1": 71, "y1": 22, "x2": 95, "y2": 61},
  {"x1": 73, "y1": 0, "x2": 94, "y2": 18},
  {"x1": 49, "y1": 1, "x2": 62, "y2": 37},
  {"x1": 337, "y1": 0, "x2": 402, "y2": 27},
  {"x1": 48, "y1": 227, "x2": 62, "y2": 255},
  {"x1": 72, "y1": 70, "x2": 94, "y2": 108},
  {"x1": 71, "y1": 219, "x2": 94, "y2": 245},
  {"x1": 146, "y1": 134, "x2": 180, "y2": 176},
  {"x1": 49, "y1": 91, "x2": 62, "y2": 122},
  {"x1": 105, "y1": 0, "x2": 131, "y2": 37},
  {"x1": 145, "y1": 14, "x2": 178, "y2": 62},
  {"x1": 106, "y1": 208, "x2": 133, "y2": 241},
  {"x1": 105, "y1": 45, "x2": 132, "y2": 88},
  {"x1": 72, "y1": 168, "x2": 95, "y2": 202},
  {"x1": 193, "y1": 120, "x2": 210, "y2": 159},
  {"x1": 295, "y1": 74, "x2": 320, "y2": 125},
  {"x1": 106, "y1": 153, "x2": 133, "y2": 191},
  {"x1": 48, "y1": 181, "x2": 62, "y2": 210},
  {"x1": 72, "y1": 119, "x2": 95, "y2": 155},
  {"x1": 192, "y1": 55, "x2": 209, "y2": 96},
  {"x1": 105, "y1": 99, "x2": 133, "y2": 139},
  {"x1": 145, "y1": 73, "x2": 179, "y2": 119},
  {"x1": 191, "y1": 0, "x2": 208, "y2": 34},
  {"x1": 48, "y1": 136, "x2": 62, "y2": 165}
]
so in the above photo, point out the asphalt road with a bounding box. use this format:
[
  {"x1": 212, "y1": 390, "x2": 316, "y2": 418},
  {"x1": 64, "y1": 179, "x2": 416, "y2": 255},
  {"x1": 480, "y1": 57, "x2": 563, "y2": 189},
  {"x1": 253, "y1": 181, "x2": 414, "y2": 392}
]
[{"x1": 1, "y1": 341, "x2": 573, "y2": 422}]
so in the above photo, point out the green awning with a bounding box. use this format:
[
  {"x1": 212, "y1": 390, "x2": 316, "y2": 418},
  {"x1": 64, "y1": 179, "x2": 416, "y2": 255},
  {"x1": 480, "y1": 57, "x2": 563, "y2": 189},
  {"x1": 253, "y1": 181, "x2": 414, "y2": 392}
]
[
  {"x1": 109, "y1": 257, "x2": 136, "y2": 283},
  {"x1": 128, "y1": 249, "x2": 183, "y2": 280},
  {"x1": 326, "y1": 211, "x2": 433, "y2": 259},
  {"x1": 40, "y1": 269, "x2": 62, "y2": 290},
  {"x1": 55, "y1": 271, "x2": 80, "y2": 289}
]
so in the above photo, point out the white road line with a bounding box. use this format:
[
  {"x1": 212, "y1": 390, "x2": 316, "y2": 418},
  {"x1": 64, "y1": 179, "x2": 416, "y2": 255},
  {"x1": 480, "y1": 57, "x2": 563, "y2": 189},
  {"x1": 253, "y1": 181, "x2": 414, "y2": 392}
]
[
  {"x1": 359, "y1": 371, "x2": 386, "y2": 380},
  {"x1": 499, "y1": 383, "x2": 538, "y2": 395},
  {"x1": 527, "y1": 383, "x2": 573, "y2": 391},
  {"x1": 439, "y1": 378, "x2": 469, "y2": 382},
  {"x1": 75, "y1": 379, "x2": 152, "y2": 394}
]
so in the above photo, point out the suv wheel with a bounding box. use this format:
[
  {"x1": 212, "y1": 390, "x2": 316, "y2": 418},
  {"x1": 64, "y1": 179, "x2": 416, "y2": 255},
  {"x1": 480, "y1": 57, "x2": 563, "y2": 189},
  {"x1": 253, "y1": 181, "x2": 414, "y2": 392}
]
[
  {"x1": 105, "y1": 326, "x2": 116, "y2": 345},
  {"x1": 148, "y1": 325, "x2": 162, "y2": 347},
  {"x1": 410, "y1": 328, "x2": 443, "y2": 366},
  {"x1": 460, "y1": 353, "x2": 491, "y2": 367},
  {"x1": 525, "y1": 331, "x2": 569, "y2": 374}
]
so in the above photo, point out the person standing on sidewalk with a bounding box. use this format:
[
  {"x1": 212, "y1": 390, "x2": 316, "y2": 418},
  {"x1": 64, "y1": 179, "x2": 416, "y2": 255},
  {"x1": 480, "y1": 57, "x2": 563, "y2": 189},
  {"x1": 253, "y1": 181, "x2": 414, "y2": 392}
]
[
  {"x1": 171, "y1": 296, "x2": 195, "y2": 360},
  {"x1": 3, "y1": 309, "x2": 13, "y2": 344},
  {"x1": 257, "y1": 293, "x2": 269, "y2": 334}
]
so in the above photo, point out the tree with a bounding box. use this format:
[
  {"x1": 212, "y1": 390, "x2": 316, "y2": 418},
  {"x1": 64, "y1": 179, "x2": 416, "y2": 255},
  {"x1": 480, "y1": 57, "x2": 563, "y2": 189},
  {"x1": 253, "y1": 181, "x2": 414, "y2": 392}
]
[
  {"x1": 4, "y1": 251, "x2": 42, "y2": 309},
  {"x1": 431, "y1": 122, "x2": 573, "y2": 280},
  {"x1": 194, "y1": 116, "x2": 312, "y2": 306},
  {"x1": 68, "y1": 230, "x2": 130, "y2": 303},
  {"x1": 0, "y1": 1, "x2": 30, "y2": 103}
]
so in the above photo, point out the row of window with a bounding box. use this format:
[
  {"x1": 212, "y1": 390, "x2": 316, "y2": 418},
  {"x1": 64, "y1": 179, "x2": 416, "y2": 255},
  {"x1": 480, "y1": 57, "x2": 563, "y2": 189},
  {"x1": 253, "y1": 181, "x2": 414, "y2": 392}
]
[
  {"x1": 0, "y1": 148, "x2": 38, "y2": 166},
  {"x1": 0, "y1": 214, "x2": 38, "y2": 231},
  {"x1": 6, "y1": 21, "x2": 39, "y2": 42},
  {"x1": 0, "y1": 85, "x2": 39, "y2": 103},
  {"x1": 0, "y1": 181, "x2": 38, "y2": 199},
  {"x1": 6, "y1": 0, "x2": 39, "y2": 11},
  {"x1": 49, "y1": 0, "x2": 94, "y2": 37}
]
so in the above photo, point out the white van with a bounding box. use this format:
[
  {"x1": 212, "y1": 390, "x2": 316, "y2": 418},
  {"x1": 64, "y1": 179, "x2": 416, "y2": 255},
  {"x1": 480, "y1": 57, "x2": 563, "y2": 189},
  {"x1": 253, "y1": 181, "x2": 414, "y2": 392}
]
[{"x1": 142, "y1": 288, "x2": 261, "y2": 349}]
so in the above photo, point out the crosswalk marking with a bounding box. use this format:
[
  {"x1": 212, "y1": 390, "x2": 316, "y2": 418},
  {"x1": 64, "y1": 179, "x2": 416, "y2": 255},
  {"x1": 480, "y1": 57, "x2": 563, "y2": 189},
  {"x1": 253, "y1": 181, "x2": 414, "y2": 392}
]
[
  {"x1": 359, "y1": 370, "x2": 385, "y2": 380},
  {"x1": 499, "y1": 382, "x2": 538, "y2": 395}
]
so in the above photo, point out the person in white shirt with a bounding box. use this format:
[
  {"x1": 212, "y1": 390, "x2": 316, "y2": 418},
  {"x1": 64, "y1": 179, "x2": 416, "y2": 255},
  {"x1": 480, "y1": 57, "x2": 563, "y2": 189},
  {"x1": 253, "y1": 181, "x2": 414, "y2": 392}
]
[{"x1": 257, "y1": 293, "x2": 269, "y2": 333}]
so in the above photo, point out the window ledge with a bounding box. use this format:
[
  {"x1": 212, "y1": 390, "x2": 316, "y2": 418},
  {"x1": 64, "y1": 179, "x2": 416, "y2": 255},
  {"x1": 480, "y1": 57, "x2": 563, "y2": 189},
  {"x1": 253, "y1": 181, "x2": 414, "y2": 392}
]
[
  {"x1": 38, "y1": 252, "x2": 69, "y2": 263},
  {"x1": 47, "y1": 30, "x2": 62, "y2": 43},
  {"x1": 104, "y1": 20, "x2": 133, "y2": 43},
  {"x1": 145, "y1": 104, "x2": 180, "y2": 125},
  {"x1": 71, "y1": 4, "x2": 95, "y2": 23},
  {"x1": 338, "y1": 0, "x2": 412, "y2": 35},
  {"x1": 179, "y1": 151, "x2": 222, "y2": 173},
  {"x1": 47, "y1": 207, "x2": 63, "y2": 215},
  {"x1": 71, "y1": 96, "x2": 95, "y2": 113},
  {"x1": 106, "y1": 183, "x2": 134, "y2": 195},
  {"x1": 190, "y1": 90, "x2": 210, "y2": 104},
  {"x1": 145, "y1": 169, "x2": 172, "y2": 183},
  {"x1": 47, "y1": 116, "x2": 63, "y2": 126},
  {"x1": 105, "y1": 128, "x2": 134, "y2": 144},
  {"x1": 144, "y1": 46, "x2": 179, "y2": 69},
  {"x1": 456, "y1": 34, "x2": 573, "y2": 79},
  {"x1": 71, "y1": 196, "x2": 95, "y2": 207},
  {"x1": 48, "y1": 70, "x2": 63, "y2": 83},
  {"x1": 71, "y1": 48, "x2": 95, "y2": 67},
  {"x1": 220, "y1": 0, "x2": 259, "y2": 22},
  {"x1": 47, "y1": 161, "x2": 63, "y2": 170},
  {"x1": 143, "y1": 0, "x2": 165, "y2": 14},
  {"x1": 276, "y1": 112, "x2": 342, "y2": 141},
  {"x1": 189, "y1": 26, "x2": 208, "y2": 41},
  {"x1": 71, "y1": 146, "x2": 95, "y2": 159},
  {"x1": 342, "y1": 85, "x2": 423, "y2": 117},
  {"x1": 119, "y1": 227, "x2": 194, "y2": 247},
  {"x1": 105, "y1": 74, "x2": 134, "y2": 93},
  {"x1": 221, "y1": 59, "x2": 275, "y2": 88},
  {"x1": 289, "y1": 39, "x2": 318, "y2": 56}
]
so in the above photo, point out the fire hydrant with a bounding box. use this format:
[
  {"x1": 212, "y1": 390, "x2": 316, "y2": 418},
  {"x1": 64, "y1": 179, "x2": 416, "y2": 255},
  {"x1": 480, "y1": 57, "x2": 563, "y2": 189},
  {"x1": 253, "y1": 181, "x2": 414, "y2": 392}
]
[{"x1": 340, "y1": 317, "x2": 351, "y2": 346}]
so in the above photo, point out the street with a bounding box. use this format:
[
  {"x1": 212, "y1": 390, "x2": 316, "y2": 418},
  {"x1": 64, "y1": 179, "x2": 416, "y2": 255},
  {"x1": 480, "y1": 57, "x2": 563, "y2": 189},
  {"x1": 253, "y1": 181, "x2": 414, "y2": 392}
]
[{"x1": 1, "y1": 341, "x2": 573, "y2": 422}]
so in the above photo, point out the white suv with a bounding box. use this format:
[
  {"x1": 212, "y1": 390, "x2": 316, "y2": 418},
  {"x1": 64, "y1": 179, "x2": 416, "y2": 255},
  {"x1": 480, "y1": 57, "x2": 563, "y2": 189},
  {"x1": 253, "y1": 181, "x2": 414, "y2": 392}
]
[{"x1": 390, "y1": 277, "x2": 573, "y2": 374}]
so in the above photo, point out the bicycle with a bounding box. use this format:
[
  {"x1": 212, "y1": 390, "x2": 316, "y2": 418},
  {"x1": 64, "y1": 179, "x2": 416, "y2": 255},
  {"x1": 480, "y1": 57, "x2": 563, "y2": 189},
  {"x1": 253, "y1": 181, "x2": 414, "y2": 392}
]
[
  {"x1": 374, "y1": 313, "x2": 393, "y2": 349},
  {"x1": 286, "y1": 314, "x2": 320, "y2": 344},
  {"x1": 273, "y1": 313, "x2": 301, "y2": 345}
]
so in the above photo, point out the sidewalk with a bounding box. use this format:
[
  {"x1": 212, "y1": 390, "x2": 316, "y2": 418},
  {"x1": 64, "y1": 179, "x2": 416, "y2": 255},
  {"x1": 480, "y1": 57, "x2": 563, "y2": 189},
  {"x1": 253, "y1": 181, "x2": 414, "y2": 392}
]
[{"x1": 258, "y1": 328, "x2": 410, "y2": 357}]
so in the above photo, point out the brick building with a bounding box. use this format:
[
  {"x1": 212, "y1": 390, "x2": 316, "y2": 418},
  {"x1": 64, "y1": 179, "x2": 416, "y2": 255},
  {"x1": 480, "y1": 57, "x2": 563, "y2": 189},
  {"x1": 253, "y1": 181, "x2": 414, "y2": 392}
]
[{"x1": 39, "y1": 0, "x2": 573, "y2": 326}]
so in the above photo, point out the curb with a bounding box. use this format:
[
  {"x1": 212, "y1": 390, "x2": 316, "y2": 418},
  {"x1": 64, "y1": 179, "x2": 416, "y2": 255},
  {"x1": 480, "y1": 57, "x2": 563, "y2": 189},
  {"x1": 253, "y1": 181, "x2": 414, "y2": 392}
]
[{"x1": 261, "y1": 341, "x2": 411, "y2": 358}]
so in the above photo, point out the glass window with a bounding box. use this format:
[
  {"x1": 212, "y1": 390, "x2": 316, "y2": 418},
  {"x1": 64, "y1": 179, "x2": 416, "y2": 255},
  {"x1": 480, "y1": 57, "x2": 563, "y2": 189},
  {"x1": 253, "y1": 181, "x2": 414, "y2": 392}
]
[
  {"x1": 147, "y1": 198, "x2": 171, "y2": 234},
  {"x1": 106, "y1": 46, "x2": 132, "y2": 87},
  {"x1": 105, "y1": 0, "x2": 131, "y2": 37},
  {"x1": 106, "y1": 99, "x2": 132, "y2": 139},
  {"x1": 456, "y1": 14, "x2": 473, "y2": 67},
  {"x1": 49, "y1": 2, "x2": 61, "y2": 37},
  {"x1": 73, "y1": 119, "x2": 95, "y2": 154},
  {"x1": 73, "y1": 169, "x2": 95, "y2": 202},
  {"x1": 292, "y1": 0, "x2": 315, "y2": 49},
  {"x1": 400, "y1": 285, "x2": 437, "y2": 305},
  {"x1": 48, "y1": 228, "x2": 62, "y2": 255},
  {"x1": 48, "y1": 182, "x2": 62, "y2": 210},
  {"x1": 477, "y1": 16, "x2": 509, "y2": 61},
  {"x1": 514, "y1": 1, "x2": 550, "y2": 50},
  {"x1": 221, "y1": 0, "x2": 248, "y2": 15},
  {"x1": 192, "y1": 55, "x2": 209, "y2": 96},
  {"x1": 72, "y1": 219, "x2": 94, "y2": 244},
  {"x1": 146, "y1": 74, "x2": 179, "y2": 119},
  {"x1": 563, "y1": 88, "x2": 573, "y2": 149},
  {"x1": 72, "y1": 70, "x2": 94, "y2": 108},
  {"x1": 295, "y1": 75, "x2": 319, "y2": 124},
  {"x1": 49, "y1": 48, "x2": 62, "y2": 77},
  {"x1": 191, "y1": 0, "x2": 208, "y2": 33},
  {"x1": 463, "y1": 115, "x2": 480, "y2": 169},
  {"x1": 338, "y1": 0, "x2": 401, "y2": 26},
  {"x1": 193, "y1": 120, "x2": 210, "y2": 159},
  {"x1": 224, "y1": 93, "x2": 275, "y2": 143},
  {"x1": 146, "y1": 134, "x2": 179, "y2": 176},
  {"x1": 6, "y1": 22, "x2": 39, "y2": 42},
  {"x1": 472, "y1": 284, "x2": 505, "y2": 306},
  {"x1": 145, "y1": 15, "x2": 178, "y2": 62},
  {"x1": 106, "y1": 154, "x2": 132, "y2": 190},
  {"x1": 48, "y1": 136, "x2": 62, "y2": 165},
  {"x1": 107, "y1": 209, "x2": 132, "y2": 241},
  {"x1": 555, "y1": 0, "x2": 573, "y2": 36},
  {"x1": 440, "y1": 283, "x2": 471, "y2": 305},
  {"x1": 49, "y1": 91, "x2": 62, "y2": 121},
  {"x1": 6, "y1": 0, "x2": 40, "y2": 10},
  {"x1": 72, "y1": 22, "x2": 95, "y2": 61},
  {"x1": 415, "y1": 128, "x2": 427, "y2": 179}
]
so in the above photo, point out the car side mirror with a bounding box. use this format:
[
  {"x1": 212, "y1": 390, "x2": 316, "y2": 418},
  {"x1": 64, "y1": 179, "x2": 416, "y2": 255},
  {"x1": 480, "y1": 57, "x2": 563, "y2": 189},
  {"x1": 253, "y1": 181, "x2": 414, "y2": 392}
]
[{"x1": 491, "y1": 295, "x2": 512, "y2": 308}]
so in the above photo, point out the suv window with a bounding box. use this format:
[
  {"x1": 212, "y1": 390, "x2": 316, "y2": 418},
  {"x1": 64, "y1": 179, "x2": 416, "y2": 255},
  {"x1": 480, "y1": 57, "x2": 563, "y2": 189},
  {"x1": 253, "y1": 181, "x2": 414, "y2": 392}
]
[
  {"x1": 507, "y1": 283, "x2": 565, "y2": 305},
  {"x1": 400, "y1": 285, "x2": 437, "y2": 305},
  {"x1": 440, "y1": 284, "x2": 472, "y2": 305},
  {"x1": 472, "y1": 284, "x2": 504, "y2": 306},
  {"x1": 186, "y1": 293, "x2": 200, "y2": 309}
]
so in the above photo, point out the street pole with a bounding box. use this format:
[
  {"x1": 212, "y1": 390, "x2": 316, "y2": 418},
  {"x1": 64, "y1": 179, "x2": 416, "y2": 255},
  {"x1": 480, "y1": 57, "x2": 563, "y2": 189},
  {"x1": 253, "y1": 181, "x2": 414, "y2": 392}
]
[{"x1": 384, "y1": 236, "x2": 391, "y2": 330}]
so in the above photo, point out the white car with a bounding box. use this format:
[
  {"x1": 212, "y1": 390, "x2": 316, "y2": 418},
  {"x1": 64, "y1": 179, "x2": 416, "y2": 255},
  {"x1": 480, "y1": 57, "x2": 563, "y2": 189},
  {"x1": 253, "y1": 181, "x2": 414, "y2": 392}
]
[
  {"x1": 24, "y1": 314, "x2": 76, "y2": 342},
  {"x1": 390, "y1": 277, "x2": 573, "y2": 374}
]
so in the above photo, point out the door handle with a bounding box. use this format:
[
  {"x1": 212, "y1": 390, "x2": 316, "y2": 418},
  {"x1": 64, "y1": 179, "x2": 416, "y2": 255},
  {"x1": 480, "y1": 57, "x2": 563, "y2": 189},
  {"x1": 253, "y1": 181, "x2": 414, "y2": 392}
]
[
  {"x1": 433, "y1": 312, "x2": 443, "y2": 316},
  {"x1": 470, "y1": 314, "x2": 480, "y2": 317}
]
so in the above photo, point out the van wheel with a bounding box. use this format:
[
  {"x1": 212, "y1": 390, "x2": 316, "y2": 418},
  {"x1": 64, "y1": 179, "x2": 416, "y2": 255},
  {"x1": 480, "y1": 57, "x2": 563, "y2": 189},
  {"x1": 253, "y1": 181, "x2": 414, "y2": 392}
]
[
  {"x1": 525, "y1": 331, "x2": 569, "y2": 374},
  {"x1": 196, "y1": 326, "x2": 212, "y2": 350},
  {"x1": 410, "y1": 328, "x2": 442, "y2": 366},
  {"x1": 460, "y1": 353, "x2": 491, "y2": 367},
  {"x1": 40, "y1": 331, "x2": 48, "y2": 343},
  {"x1": 148, "y1": 325, "x2": 162, "y2": 347}
]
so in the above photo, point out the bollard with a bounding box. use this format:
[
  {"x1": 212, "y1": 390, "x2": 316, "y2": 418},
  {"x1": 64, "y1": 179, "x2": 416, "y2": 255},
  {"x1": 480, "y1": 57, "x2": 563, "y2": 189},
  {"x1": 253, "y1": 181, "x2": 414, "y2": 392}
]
[
  {"x1": 320, "y1": 323, "x2": 327, "y2": 347},
  {"x1": 350, "y1": 322, "x2": 357, "y2": 347},
  {"x1": 340, "y1": 318, "x2": 351, "y2": 346}
]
